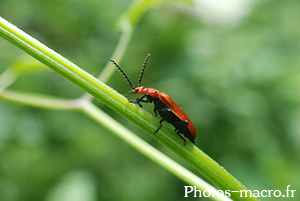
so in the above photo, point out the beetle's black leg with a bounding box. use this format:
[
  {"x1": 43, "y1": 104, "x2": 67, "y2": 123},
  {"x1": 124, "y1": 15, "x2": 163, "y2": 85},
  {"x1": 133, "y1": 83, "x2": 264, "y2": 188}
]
[
  {"x1": 176, "y1": 131, "x2": 186, "y2": 146},
  {"x1": 129, "y1": 94, "x2": 147, "y2": 104},
  {"x1": 154, "y1": 118, "x2": 187, "y2": 146},
  {"x1": 154, "y1": 119, "x2": 165, "y2": 134},
  {"x1": 172, "y1": 120, "x2": 189, "y2": 146},
  {"x1": 128, "y1": 98, "x2": 143, "y2": 107},
  {"x1": 153, "y1": 107, "x2": 172, "y2": 133},
  {"x1": 129, "y1": 94, "x2": 152, "y2": 107}
]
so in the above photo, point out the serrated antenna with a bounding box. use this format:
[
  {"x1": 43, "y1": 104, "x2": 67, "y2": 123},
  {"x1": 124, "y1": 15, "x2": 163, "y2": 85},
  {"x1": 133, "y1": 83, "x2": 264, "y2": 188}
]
[
  {"x1": 110, "y1": 59, "x2": 135, "y2": 90},
  {"x1": 138, "y1": 53, "x2": 150, "y2": 87}
]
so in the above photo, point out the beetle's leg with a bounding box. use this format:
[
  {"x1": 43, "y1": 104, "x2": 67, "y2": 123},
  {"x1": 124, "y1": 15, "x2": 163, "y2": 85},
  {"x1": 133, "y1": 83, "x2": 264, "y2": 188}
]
[
  {"x1": 153, "y1": 107, "x2": 171, "y2": 132},
  {"x1": 176, "y1": 131, "x2": 186, "y2": 146},
  {"x1": 129, "y1": 94, "x2": 152, "y2": 107},
  {"x1": 154, "y1": 119, "x2": 165, "y2": 134},
  {"x1": 172, "y1": 120, "x2": 189, "y2": 146},
  {"x1": 154, "y1": 118, "x2": 187, "y2": 146}
]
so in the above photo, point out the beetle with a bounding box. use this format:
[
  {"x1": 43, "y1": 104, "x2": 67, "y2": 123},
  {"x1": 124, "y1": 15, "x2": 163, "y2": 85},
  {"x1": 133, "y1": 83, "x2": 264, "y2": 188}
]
[{"x1": 110, "y1": 54, "x2": 197, "y2": 145}]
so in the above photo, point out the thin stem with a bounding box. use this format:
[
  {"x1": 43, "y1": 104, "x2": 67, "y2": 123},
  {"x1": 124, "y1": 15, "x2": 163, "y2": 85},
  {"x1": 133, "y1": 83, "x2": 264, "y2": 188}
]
[{"x1": 0, "y1": 90, "x2": 81, "y2": 110}]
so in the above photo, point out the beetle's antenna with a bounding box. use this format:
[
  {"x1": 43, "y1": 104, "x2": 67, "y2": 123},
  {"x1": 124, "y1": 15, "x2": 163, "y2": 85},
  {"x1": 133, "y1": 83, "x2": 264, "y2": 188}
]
[
  {"x1": 138, "y1": 53, "x2": 150, "y2": 87},
  {"x1": 110, "y1": 60, "x2": 135, "y2": 90}
]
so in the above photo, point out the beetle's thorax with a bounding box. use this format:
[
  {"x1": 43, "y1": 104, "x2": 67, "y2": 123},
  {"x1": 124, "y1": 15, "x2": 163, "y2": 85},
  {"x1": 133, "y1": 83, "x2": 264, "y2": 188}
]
[{"x1": 132, "y1": 86, "x2": 160, "y2": 98}]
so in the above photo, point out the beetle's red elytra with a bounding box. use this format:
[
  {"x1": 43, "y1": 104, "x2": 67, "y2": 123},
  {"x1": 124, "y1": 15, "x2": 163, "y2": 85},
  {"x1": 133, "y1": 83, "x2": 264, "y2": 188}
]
[{"x1": 110, "y1": 54, "x2": 197, "y2": 145}]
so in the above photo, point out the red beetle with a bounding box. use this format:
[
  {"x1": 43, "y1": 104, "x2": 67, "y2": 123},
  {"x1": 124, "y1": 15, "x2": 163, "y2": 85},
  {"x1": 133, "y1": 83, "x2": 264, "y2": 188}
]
[{"x1": 110, "y1": 54, "x2": 197, "y2": 145}]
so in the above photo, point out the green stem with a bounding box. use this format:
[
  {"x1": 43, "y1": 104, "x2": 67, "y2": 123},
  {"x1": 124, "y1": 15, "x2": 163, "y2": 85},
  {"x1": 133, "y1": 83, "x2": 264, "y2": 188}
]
[
  {"x1": 0, "y1": 16, "x2": 259, "y2": 201},
  {"x1": 0, "y1": 90, "x2": 80, "y2": 110}
]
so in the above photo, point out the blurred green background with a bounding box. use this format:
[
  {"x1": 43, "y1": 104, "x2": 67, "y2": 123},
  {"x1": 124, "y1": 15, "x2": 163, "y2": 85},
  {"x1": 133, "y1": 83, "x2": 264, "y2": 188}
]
[{"x1": 0, "y1": 0, "x2": 299, "y2": 200}]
